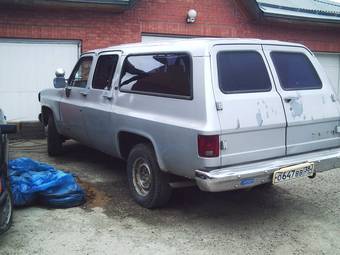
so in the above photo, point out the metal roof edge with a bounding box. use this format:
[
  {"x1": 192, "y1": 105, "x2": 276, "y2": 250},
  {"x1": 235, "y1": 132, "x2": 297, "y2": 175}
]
[
  {"x1": 262, "y1": 10, "x2": 340, "y2": 24},
  {"x1": 0, "y1": 0, "x2": 138, "y2": 11},
  {"x1": 238, "y1": 0, "x2": 263, "y2": 21},
  {"x1": 240, "y1": 0, "x2": 340, "y2": 25}
]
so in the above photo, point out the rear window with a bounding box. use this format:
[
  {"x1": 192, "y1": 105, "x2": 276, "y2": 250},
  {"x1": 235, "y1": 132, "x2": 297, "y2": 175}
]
[
  {"x1": 119, "y1": 53, "x2": 192, "y2": 98},
  {"x1": 271, "y1": 52, "x2": 322, "y2": 90},
  {"x1": 217, "y1": 51, "x2": 272, "y2": 93}
]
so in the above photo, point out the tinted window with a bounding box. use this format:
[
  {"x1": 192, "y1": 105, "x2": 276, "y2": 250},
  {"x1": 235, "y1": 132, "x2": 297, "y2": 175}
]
[
  {"x1": 120, "y1": 53, "x2": 191, "y2": 98},
  {"x1": 68, "y1": 56, "x2": 93, "y2": 88},
  {"x1": 217, "y1": 51, "x2": 271, "y2": 93},
  {"x1": 271, "y1": 52, "x2": 322, "y2": 90},
  {"x1": 92, "y1": 55, "x2": 119, "y2": 90}
]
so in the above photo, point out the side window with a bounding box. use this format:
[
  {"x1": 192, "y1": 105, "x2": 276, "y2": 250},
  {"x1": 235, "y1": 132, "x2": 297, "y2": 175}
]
[
  {"x1": 68, "y1": 56, "x2": 93, "y2": 88},
  {"x1": 271, "y1": 52, "x2": 322, "y2": 90},
  {"x1": 217, "y1": 51, "x2": 272, "y2": 93},
  {"x1": 120, "y1": 53, "x2": 192, "y2": 98},
  {"x1": 92, "y1": 55, "x2": 119, "y2": 90}
]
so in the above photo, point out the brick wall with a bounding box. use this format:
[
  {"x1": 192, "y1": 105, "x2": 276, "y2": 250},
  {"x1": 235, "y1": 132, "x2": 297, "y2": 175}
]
[{"x1": 0, "y1": 0, "x2": 340, "y2": 53}]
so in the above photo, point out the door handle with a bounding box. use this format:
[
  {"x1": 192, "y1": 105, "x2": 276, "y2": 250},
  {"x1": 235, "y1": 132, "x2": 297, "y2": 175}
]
[
  {"x1": 284, "y1": 96, "x2": 299, "y2": 103},
  {"x1": 80, "y1": 91, "x2": 89, "y2": 97},
  {"x1": 103, "y1": 94, "x2": 113, "y2": 100}
]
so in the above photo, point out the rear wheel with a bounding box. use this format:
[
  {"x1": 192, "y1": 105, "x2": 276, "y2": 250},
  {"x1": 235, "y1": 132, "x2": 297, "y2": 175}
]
[
  {"x1": 0, "y1": 191, "x2": 13, "y2": 235},
  {"x1": 127, "y1": 143, "x2": 172, "y2": 209},
  {"x1": 47, "y1": 113, "x2": 63, "y2": 156}
]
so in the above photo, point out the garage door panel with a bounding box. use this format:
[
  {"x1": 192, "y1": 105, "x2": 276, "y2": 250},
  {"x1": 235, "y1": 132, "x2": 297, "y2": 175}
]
[
  {"x1": 323, "y1": 67, "x2": 340, "y2": 95},
  {"x1": 316, "y1": 53, "x2": 340, "y2": 98},
  {"x1": 141, "y1": 35, "x2": 192, "y2": 42},
  {"x1": 0, "y1": 40, "x2": 79, "y2": 121},
  {"x1": 1, "y1": 92, "x2": 41, "y2": 122}
]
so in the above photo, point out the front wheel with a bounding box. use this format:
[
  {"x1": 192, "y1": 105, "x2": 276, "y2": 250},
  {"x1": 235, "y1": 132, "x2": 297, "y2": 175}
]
[
  {"x1": 127, "y1": 143, "x2": 172, "y2": 209},
  {"x1": 0, "y1": 191, "x2": 13, "y2": 235},
  {"x1": 47, "y1": 113, "x2": 63, "y2": 156}
]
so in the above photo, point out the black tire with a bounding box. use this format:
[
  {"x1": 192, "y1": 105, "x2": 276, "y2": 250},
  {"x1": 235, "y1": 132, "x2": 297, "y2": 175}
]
[
  {"x1": 47, "y1": 113, "x2": 63, "y2": 156},
  {"x1": 0, "y1": 190, "x2": 13, "y2": 235},
  {"x1": 127, "y1": 143, "x2": 172, "y2": 209}
]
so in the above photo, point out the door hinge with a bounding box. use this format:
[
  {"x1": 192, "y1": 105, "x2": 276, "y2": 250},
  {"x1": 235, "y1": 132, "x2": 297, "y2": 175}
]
[
  {"x1": 220, "y1": 140, "x2": 227, "y2": 150},
  {"x1": 331, "y1": 94, "x2": 337, "y2": 102},
  {"x1": 216, "y1": 102, "x2": 223, "y2": 111},
  {"x1": 336, "y1": 126, "x2": 340, "y2": 134}
]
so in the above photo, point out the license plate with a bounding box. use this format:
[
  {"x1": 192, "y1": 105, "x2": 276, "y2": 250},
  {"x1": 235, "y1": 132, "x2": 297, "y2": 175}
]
[{"x1": 272, "y1": 162, "x2": 315, "y2": 184}]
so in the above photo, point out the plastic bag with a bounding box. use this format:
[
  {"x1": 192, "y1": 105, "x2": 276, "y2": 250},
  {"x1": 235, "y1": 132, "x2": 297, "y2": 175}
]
[{"x1": 9, "y1": 157, "x2": 85, "y2": 208}]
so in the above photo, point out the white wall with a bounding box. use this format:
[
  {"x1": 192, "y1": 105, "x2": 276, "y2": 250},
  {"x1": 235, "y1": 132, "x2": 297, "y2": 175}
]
[
  {"x1": 141, "y1": 34, "x2": 193, "y2": 42},
  {"x1": 0, "y1": 39, "x2": 80, "y2": 121},
  {"x1": 315, "y1": 53, "x2": 340, "y2": 97}
]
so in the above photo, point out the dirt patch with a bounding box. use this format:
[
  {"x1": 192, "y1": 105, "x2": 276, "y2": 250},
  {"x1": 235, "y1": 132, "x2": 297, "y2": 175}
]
[{"x1": 78, "y1": 179, "x2": 111, "y2": 210}]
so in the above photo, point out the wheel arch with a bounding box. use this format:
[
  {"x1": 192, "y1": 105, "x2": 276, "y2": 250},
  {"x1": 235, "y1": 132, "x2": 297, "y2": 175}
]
[
  {"x1": 41, "y1": 106, "x2": 53, "y2": 126},
  {"x1": 117, "y1": 130, "x2": 166, "y2": 171}
]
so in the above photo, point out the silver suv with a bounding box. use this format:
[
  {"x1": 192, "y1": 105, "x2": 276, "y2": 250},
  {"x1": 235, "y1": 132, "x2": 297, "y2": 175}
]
[{"x1": 39, "y1": 38, "x2": 340, "y2": 208}]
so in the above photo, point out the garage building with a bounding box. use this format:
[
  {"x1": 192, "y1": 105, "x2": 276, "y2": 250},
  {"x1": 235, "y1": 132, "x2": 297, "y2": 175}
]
[{"x1": 0, "y1": 0, "x2": 340, "y2": 122}]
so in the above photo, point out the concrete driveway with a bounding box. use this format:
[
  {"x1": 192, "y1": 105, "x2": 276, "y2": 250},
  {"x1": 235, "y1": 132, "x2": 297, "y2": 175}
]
[{"x1": 1, "y1": 139, "x2": 339, "y2": 255}]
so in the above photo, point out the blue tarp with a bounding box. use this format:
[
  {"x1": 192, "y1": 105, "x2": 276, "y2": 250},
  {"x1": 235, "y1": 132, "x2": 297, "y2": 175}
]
[{"x1": 8, "y1": 158, "x2": 85, "y2": 208}]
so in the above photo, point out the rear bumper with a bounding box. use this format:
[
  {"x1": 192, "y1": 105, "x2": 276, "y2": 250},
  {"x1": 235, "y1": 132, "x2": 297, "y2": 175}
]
[{"x1": 195, "y1": 147, "x2": 340, "y2": 192}]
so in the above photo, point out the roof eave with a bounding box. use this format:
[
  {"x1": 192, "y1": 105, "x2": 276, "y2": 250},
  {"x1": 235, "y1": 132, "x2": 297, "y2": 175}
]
[
  {"x1": 239, "y1": 0, "x2": 340, "y2": 27},
  {"x1": 262, "y1": 11, "x2": 340, "y2": 25},
  {"x1": 0, "y1": 0, "x2": 137, "y2": 12}
]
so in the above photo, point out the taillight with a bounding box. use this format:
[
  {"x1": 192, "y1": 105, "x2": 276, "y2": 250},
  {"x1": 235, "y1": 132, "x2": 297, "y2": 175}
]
[{"x1": 198, "y1": 135, "x2": 220, "y2": 157}]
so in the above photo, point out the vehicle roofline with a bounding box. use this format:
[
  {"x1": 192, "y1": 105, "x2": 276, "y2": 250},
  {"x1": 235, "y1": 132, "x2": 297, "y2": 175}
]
[{"x1": 81, "y1": 38, "x2": 306, "y2": 56}]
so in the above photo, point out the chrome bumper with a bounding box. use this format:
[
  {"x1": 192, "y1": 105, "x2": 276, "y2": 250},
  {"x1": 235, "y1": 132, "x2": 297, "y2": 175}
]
[{"x1": 195, "y1": 147, "x2": 340, "y2": 192}]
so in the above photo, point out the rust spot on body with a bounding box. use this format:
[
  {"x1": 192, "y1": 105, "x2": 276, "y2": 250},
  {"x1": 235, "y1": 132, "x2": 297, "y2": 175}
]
[{"x1": 256, "y1": 110, "x2": 263, "y2": 127}]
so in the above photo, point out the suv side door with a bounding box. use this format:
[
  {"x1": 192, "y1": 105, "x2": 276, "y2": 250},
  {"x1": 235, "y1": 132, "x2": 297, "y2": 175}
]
[
  {"x1": 211, "y1": 44, "x2": 287, "y2": 166},
  {"x1": 59, "y1": 54, "x2": 94, "y2": 143},
  {"x1": 82, "y1": 51, "x2": 120, "y2": 154},
  {"x1": 263, "y1": 45, "x2": 340, "y2": 155}
]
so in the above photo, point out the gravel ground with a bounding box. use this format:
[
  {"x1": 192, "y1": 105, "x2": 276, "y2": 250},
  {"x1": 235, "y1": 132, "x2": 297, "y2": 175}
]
[{"x1": 0, "y1": 139, "x2": 339, "y2": 255}]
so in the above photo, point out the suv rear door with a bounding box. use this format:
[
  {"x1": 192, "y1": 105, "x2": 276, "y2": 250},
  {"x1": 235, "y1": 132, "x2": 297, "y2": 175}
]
[
  {"x1": 211, "y1": 44, "x2": 287, "y2": 166},
  {"x1": 263, "y1": 45, "x2": 340, "y2": 155}
]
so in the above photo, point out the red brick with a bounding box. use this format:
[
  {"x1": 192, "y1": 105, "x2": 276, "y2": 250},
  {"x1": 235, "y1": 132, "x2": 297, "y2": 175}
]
[{"x1": 0, "y1": 0, "x2": 339, "y2": 52}]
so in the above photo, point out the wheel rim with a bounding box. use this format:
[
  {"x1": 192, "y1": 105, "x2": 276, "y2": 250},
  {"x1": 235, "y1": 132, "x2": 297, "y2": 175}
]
[
  {"x1": 0, "y1": 194, "x2": 12, "y2": 230},
  {"x1": 132, "y1": 157, "x2": 152, "y2": 197}
]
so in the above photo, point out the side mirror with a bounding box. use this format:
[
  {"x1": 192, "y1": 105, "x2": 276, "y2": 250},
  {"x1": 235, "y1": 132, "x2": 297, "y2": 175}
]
[
  {"x1": 0, "y1": 124, "x2": 17, "y2": 134},
  {"x1": 53, "y1": 68, "x2": 67, "y2": 88},
  {"x1": 55, "y1": 68, "x2": 65, "y2": 78}
]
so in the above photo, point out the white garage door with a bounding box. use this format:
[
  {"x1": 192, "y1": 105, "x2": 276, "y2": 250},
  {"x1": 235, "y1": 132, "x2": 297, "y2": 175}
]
[
  {"x1": 0, "y1": 39, "x2": 80, "y2": 121},
  {"x1": 141, "y1": 34, "x2": 192, "y2": 43},
  {"x1": 316, "y1": 53, "x2": 340, "y2": 98}
]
